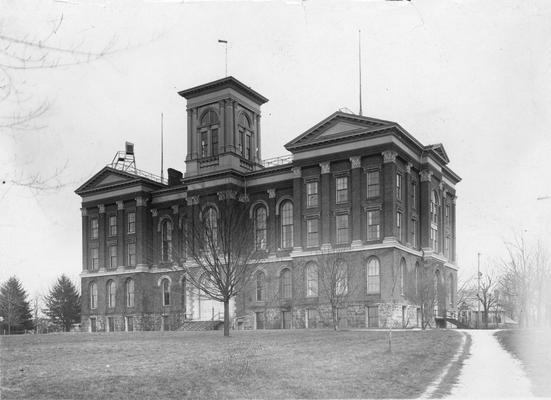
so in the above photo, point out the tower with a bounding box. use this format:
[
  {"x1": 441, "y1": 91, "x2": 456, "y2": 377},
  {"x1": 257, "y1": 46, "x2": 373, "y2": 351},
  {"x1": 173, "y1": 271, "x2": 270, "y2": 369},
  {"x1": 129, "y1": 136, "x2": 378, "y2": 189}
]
[{"x1": 178, "y1": 76, "x2": 269, "y2": 178}]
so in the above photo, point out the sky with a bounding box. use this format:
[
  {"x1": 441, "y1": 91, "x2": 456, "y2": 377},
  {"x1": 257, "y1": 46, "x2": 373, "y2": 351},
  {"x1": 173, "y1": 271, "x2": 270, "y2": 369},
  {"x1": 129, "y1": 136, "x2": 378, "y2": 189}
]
[{"x1": 1, "y1": 0, "x2": 551, "y2": 301}]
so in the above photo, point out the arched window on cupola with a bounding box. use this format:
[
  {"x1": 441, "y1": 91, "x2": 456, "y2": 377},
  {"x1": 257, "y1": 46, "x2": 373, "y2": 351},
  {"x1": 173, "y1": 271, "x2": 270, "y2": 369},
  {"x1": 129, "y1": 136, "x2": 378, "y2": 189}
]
[
  {"x1": 238, "y1": 113, "x2": 253, "y2": 160},
  {"x1": 198, "y1": 109, "x2": 220, "y2": 158}
]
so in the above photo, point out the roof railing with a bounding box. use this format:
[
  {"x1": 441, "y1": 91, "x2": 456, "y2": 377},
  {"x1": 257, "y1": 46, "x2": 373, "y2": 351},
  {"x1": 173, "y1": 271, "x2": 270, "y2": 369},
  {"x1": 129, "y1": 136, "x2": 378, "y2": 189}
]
[
  {"x1": 107, "y1": 162, "x2": 167, "y2": 185},
  {"x1": 261, "y1": 154, "x2": 293, "y2": 168}
]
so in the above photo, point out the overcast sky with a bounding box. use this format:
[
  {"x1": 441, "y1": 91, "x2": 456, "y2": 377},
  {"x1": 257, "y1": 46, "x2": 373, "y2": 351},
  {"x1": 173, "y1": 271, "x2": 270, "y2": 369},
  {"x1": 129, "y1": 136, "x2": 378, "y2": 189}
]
[{"x1": 2, "y1": 0, "x2": 551, "y2": 299}]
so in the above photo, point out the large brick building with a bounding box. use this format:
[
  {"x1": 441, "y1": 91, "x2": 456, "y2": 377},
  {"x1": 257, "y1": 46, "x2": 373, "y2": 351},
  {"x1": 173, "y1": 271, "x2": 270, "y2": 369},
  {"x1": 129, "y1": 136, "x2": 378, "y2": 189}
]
[{"x1": 76, "y1": 76, "x2": 460, "y2": 332}]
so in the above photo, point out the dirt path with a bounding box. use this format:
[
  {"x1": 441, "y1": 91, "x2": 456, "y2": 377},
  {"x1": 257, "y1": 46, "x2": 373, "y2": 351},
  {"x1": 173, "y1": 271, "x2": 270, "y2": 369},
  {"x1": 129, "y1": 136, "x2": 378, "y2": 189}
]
[{"x1": 448, "y1": 330, "x2": 533, "y2": 398}]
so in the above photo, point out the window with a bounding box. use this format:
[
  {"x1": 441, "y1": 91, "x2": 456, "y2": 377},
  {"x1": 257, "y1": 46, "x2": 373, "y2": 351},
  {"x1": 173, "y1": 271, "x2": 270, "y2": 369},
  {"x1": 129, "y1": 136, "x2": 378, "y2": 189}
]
[
  {"x1": 400, "y1": 259, "x2": 406, "y2": 295},
  {"x1": 90, "y1": 282, "x2": 98, "y2": 309},
  {"x1": 280, "y1": 201, "x2": 293, "y2": 249},
  {"x1": 367, "y1": 170, "x2": 380, "y2": 198},
  {"x1": 430, "y1": 227, "x2": 439, "y2": 253},
  {"x1": 367, "y1": 306, "x2": 379, "y2": 328},
  {"x1": 212, "y1": 128, "x2": 219, "y2": 156},
  {"x1": 127, "y1": 212, "x2": 136, "y2": 234},
  {"x1": 255, "y1": 312, "x2": 265, "y2": 329},
  {"x1": 109, "y1": 215, "x2": 117, "y2": 236},
  {"x1": 254, "y1": 207, "x2": 267, "y2": 251},
  {"x1": 107, "y1": 280, "x2": 116, "y2": 308},
  {"x1": 445, "y1": 203, "x2": 450, "y2": 225},
  {"x1": 306, "y1": 219, "x2": 319, "y2": 248},
  {"x1": 306, "y1": 182, "x2": 318, "y2": 207},
  {"x1": 411, "y1": 181, "x2": 417, "y2": 208},
  {"x1": 90, "y1": 317, "x2": 97, "y2": 332},
  {"x1": 430, "y1": 191, "x2": 439, "y2": 251},
  {"x1": 256, "y1": 271, "x2": 265, "y2": 301},
  {"x1": 109, "y1": 245, "x2": 117, "y2": 268},
  {"x1": 397, "y1": 212, "x2": 403, "y2": 242},
  {"x1": 336, "y1": 260, "x2": 348, "y2": 295},
  {"x1": 162, "y1": 279, "x2": 170, "y2": 306},
  {"x1": 411, "y1": 219, "x2": 417, "y2": 248},
  {"x1": 396, "y1": 173, "x2": 402, "y2": 200},
  {"x1": 127, "y1": 243, "x2": 136, "y2": 267},
  {"x1": 90, "y1": 248, "x2": 99, "y2": 271},
  {"x1": 445, "y1": 236, "x2": 451, "y2": 259},
  {"x1": 201, "y1": 131, "x2": 208, "y2": 157},
  {"x1": 367, "y1": 257, "x2": 380, "y2": 294},
  {"x1": 90, "y1": 218, "x2": 98, "y2": 239},
  {"x1": 200, "y1": 109, "x2": 220, "y2": 157},
  {"x1": 161, "y1": 219, "x2": 173, "y2": 262},
  {"x1": 336, "y1": 214, "x2": 349, "y2": 244},
  {"x1": 280, "y1": 268, "x2": 291, "y2": 299},
  {"x1": 126, "y1": 316, "x2": 134, "y2": 332},
  {"x1": 238, "y1": 113, "x2": 252, "y2": 158},
  {"x1": 162, "y1": 315, "x2": 169, "y2": 331},
  {"x1": 336, "y1": 176, "x2": 348, "y2": 203},
  {"x1": 367, "y1": 210, "x2": 380, "y2": 241},
  {"x1": 245, "y1": 133, "x2": 251, "y2": 160},
  {"x1": 126, "y1": 279, "x2": 135, "y2": 308},
  {"x1": 306, "y1": 262, "x2": 318, "y2": 297},
  {"x1": 204, "y1": 207, "x2": 218, "y2": 246},
  {"x1": 107, "y1": 316, "x2": 114, "y2": 332}
]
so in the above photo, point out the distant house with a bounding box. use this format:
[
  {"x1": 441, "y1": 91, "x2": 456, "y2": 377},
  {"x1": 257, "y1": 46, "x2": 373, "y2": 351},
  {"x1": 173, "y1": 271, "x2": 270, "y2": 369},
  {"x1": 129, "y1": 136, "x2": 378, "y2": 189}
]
[{"x1": 458, "y1": 298, "x2": 515, "y2": 328}]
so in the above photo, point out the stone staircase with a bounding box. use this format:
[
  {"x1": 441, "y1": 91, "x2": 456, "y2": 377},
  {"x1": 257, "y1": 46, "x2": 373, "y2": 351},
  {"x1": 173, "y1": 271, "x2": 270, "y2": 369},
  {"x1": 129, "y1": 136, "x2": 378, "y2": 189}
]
[{"x1": 179, "y1": 320, "x2": 224, "y2": 331}]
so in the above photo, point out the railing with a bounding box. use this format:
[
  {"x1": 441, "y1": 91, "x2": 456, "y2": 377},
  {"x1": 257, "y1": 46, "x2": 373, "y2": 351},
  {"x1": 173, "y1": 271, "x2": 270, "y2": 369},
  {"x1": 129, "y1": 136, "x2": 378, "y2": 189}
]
[
  {"x1": 107, "y1": 163, "x2": 167, "y2": 185},
  {"x1": 261, "y1": 154, "x2": 293, "y2": 168}
]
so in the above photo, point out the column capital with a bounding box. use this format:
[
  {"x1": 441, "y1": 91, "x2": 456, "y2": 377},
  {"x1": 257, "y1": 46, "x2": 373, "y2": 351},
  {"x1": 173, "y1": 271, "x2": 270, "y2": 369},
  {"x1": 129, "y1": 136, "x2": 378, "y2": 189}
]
[
  {"x1": 382, "y1": 150, "x2": 398, "y2": 164},
  {"x1": 116, "y1": 200, "x2": 124, "y2": 210},
  {"x1": 217, "y1": 190, "x2": 237, "y2": 201},
  {"x1": 319, "y1": 161, "x2": 331, "y2": 174},
  {"x1": 151, "y1": 209, "x2": 158, "y2": 217},
  {"x1": 452, "y1": 196, "x2": 457, "y2": 204},
  {"x1": 136, "y1": 196, "x2": 147, "y2": 207},
  {"x1": 172, "y1": 205, "x2": 179, "y2": 214},
  {"x1": 188, "y1": 195, "x2": 200, "y2": 206},
  {"x1": 349, "y1": 156, "x2": 361, "y2": 169},
  {"x1": 98, "y1": 204, "x2": 105, "y2": 214},
  {"x1": 267, "y1": 188, "x2": 276, "y2": 199},
  {"x1": 81, "y1": 208, "x2": 88, "y2": 217},
  {"x1": 292, "y1": 166, "x2": 302, "y2": 178},
  {"x1": 406, "y1": 162, "x2": 413, "y2": 174},
  {"x1": 420, "y1": 169, "x2": 433, "y2": 182}
]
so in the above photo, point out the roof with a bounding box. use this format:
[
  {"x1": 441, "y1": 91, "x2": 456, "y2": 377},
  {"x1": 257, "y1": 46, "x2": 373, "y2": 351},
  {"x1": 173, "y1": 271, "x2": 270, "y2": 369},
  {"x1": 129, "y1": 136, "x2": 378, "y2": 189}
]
[
  {"x1": 177, "y1": 76, "x2": 269, "y2": 105},
  {"x1": 75, "y1": 166, "x2": 166, "y2": 196}
]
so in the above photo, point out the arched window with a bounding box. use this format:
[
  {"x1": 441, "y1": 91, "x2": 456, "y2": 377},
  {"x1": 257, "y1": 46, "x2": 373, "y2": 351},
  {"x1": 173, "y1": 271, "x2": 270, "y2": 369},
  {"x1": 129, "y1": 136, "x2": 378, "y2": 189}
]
[
  {"x1": 256, "y1": 271, "x2": 265, "y2": 301},
  {"x1": 238, "y1": 113, "x2": 253, "y2": 160},
  {"x1": 126, "y1": 279, "x2": 135, "y2": 308},
  {"x1": 89, "y1": 282, "x2": 98, "y2": 310},
  {"x1": 162, "y1": 279, "x2": 170, "y2": 306},
  {"x1": 306, "y1": 262, "x2": 318, "y2": 297},
  {"x1": 161, "y1": 219, "x2": 173, "y2": 262},
  {"x1": 107, "y1": 280, "x2": 116, "y2": 308},
  {"x1": 204, "y1": 207, "x2": 218, "y2": 247},
  {"x1": 430, "y1": 191, "x2": 440, "y2": 252},
  {"x1": 254, "y1": 206, "x2": 267, "y2": 251},
  {"x1": 280, "y1": 201, "x2": 293, "y2": 249},
  {"x1": 367, "y1": 257, "x2": 380, "y2": 294},
  {"x1": 280, "y1": 268, "x2": 292, "y2": 299},
  {"x1": 335, "y1": 259, "x2": 348, "y2": 295},
  {"x1": 199, "y1": 109, "x2": 219, "y2": 157},
  {"x1": 400, "y1": 258, "x2": 406, "y2": 295}
]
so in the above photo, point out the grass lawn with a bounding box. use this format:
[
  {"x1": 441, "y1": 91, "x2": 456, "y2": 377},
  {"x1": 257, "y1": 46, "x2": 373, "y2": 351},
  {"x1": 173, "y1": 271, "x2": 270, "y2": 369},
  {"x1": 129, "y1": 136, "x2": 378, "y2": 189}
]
[
  {"x1": 1, "y1": 329, "x2": 462, "y2": 399},
  {"x1": 495, "y1": 329, "x2": 551, "y2": 397}
]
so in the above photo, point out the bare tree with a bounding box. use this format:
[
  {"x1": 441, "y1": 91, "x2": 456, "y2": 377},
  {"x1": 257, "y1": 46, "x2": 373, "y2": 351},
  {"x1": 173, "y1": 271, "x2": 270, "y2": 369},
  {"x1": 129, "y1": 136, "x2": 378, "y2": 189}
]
[
  {"x1": 477, "y1": 273, "x2": 498, "y2": 328},
  {"x1": 180, "y1": 193, "x2": 263, "y2": 336}
]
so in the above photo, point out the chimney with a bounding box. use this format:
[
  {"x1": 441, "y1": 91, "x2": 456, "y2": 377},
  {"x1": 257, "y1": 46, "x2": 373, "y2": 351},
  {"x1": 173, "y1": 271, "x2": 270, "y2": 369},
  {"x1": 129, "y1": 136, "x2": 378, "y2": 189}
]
[{"x1": 167, "y1": 168, "x2": 183, "y2": 186}]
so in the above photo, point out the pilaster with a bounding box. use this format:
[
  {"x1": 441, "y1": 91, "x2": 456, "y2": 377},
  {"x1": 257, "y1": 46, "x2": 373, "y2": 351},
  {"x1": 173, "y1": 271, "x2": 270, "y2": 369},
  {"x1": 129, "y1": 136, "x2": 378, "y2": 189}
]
[
  {"x1": 405, "y1": 162, "x2": 412, "y2": 246},
  {"x1": 81, "y1": 208, "x2": 88, "y2": 271},
  {"x1": 419, "y1": 169, "x2": 433, "y2": 249},
  {"x1": 350, "y1": 156, "x2": 362, "y2": 247},
  {"x1": 381, "y1": 151, "x2": 397, "y2": 241},
  {"x1": 292, "y1": 167, "x2": 303, "y2": 251},
  {"x1": 98, "y1": 204, "x2": 106, "y2": 271},
  {"x1": 116, "y1": 200, "x2": 124, "y2": 269},
  {"x1": 267, "y1": 188, "x2": 277, "y2": 255},
  {"x1": 319, "y1": 162, "x2": 331, "y2": 248},
  {"x1": 135, "y1": 196, "x2": 148, "y2": 268}
]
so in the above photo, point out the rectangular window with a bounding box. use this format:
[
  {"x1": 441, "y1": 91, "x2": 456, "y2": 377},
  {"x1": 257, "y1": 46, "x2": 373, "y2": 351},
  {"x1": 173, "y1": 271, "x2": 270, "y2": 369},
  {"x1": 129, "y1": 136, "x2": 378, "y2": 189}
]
[
  {"x1": 126, "y1": 316, "x2": 134, "y2": 332},
  {"x1": 367, "y1": 170, "x2": 380, "y2": 198},
  {"x1": 162, "y1": 315, "x2": 169, "y2": 331},
  {"x1": 127, "y1": 243, "x2": 136, "y2": 266},
  {"x1": 411, "y1": 181, "x2": 417, "y2": 208},
  {"x1": 90, "y1": 317, "x2": 97, "y2": 333},
  {"x1": 306, "y1": 309, "x2": 318, "y2": 329},
  {"x1": 306, "y1": 219, "x2": 319, "y2": 248},
  {"x1": 246, "y1": 134, "x2": 251, "y2": 160},
  {"x1": 255, "y1": 312, "x2": 265, "y2": 329},
  {"x1": 109, "y1": 245, "x2": 117, "y2": 268},
  {"x1": 211, "y1": 128, "x2": 218, "y2": 156},
  {"x1": 411, "y1": 219, "x2": 417, "y2": 248},
  {"x1": 109, "y1": 215, "x2": 117, "y2": 236},
  {"x1": 367, "y1": 306, "x2": 379, "y2": 328},
  {"x1": 336, "y1": 214, "x2": 349, "y2": 244},
  {"x1": 397, "y1": 212, "x2": 403, "y2": 242},
  {"x1": 445, "y1": 237, "x2": 451, "y2": 258},
  {"x1": 201, "y1": 131, "x2": 208, "y2": 157},
  {"x1": 336, "y1": 176, "x2": 348, "y2": 203},
  {"x1": 445, "y1": 204, "x2": 450, "y2": 225},
  {"x1": 306, "y1": 181, "x2": 319, "y2": 207},
  {"x1": 396, "y1": 173, "x2": 402, "y2": 200},
  {"x1": 127, "y1": 212, "x2": 136, "y2": 234},
  {"x1": 431, "y1": 228, "x2": 439, "y2": 252},
  {"x1": 90, "y1": 248, "x2": 99, "y2": 271},
  {"x1": 282, "y1": 311, "x2": 291, "y2": 329},
  {"x1": 367, "y1": 210, "x2": 380, "y2": 241},
  {"x1": 107, "y1": 317, "x2": 114, "y2": 332},
  {"x1": 90, "y1": 218, "x2": 98, "y2": 239}
]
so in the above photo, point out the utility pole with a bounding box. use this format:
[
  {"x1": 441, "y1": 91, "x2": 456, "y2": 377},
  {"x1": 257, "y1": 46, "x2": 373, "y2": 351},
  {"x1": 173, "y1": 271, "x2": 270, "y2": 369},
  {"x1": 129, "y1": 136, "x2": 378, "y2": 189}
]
[{"x1": 477, "y1": 252, "x2": 481, "y2": 329}]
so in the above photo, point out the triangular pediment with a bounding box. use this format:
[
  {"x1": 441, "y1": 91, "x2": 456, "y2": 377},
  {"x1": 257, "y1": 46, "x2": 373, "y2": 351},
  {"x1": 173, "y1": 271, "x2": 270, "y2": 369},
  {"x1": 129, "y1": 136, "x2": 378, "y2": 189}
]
[
  {"x1": 425, "y1": 144, "x2": 450, "y2": 164},
  {"x1": 285, "y1": 111, "x2": 396, "y2": 151},
  {"x1": 75, "y1": 166, "x2": 154, "y2": 195}
]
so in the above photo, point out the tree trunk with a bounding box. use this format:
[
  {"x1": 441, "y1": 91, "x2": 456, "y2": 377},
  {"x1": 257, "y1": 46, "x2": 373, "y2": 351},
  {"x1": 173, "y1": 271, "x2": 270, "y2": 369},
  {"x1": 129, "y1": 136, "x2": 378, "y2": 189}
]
[
  {"x1": 223, "y1": 299, "x2": 230, "y2": 337},
  {"x1": 332, "y1": 305, "x2": 338, "y2": 330}
]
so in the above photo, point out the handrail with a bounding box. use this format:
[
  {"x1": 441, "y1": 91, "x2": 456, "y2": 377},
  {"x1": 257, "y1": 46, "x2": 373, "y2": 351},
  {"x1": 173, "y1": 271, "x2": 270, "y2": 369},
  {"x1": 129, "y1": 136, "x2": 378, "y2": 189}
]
[{"x1": 107, "y1": 162, "x2": 167, "y2": 185}]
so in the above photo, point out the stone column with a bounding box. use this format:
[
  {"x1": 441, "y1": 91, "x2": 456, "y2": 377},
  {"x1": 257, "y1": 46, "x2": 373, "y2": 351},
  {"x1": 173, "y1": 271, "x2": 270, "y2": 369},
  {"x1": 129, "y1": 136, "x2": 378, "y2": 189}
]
[
  {"x1": 225, "y1": 100, "x2": 235, "y2": 152},
  {"x1": 292, "y1": 167, "x2": 303, "y2": 251},
  {"x1": 267, "y1": 188, "x2": 277, "y2": 255},
  {"x1": 350, "y1": 156, "x2": 362, "y2": 247},
  {"x1": 381, "y1": 151, "x2": 397, "y2": 242},
  {"x1": 419, "y1": 169, "x2": 433, "y2": 249},
  {"x1": 98, "y1": 204, "x2": 106, "y2": 271},
  {"x1": 191, "y1": 108, "x2": 198, "y2": 159},
  {"x1": 81, "y1": 208, "x2": 88, "y2": 271},
  {"x1": 116, "y1": 201, "x2": 124, "y2": 269},
  {"x1": 319, "y1": 162, "x2": 331, "y2": 250},
  {"x1": 136, "y1": 196, "x2": 147, "y2": 268}
]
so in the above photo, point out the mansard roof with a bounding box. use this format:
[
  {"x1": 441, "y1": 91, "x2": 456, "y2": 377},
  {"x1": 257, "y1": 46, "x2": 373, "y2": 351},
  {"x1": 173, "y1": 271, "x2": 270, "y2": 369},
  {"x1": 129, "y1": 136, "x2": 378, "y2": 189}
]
[
  {"x1": 75, "y1": 166, "x2": 165, "y2": 196},
  {"x1": 177, "y1": 76, "x2": 269, "y2": 105}
]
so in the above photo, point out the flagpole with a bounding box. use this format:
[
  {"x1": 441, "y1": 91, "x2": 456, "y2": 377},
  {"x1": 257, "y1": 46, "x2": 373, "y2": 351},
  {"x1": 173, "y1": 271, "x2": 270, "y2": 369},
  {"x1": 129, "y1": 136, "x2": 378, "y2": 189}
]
[
  {"x1": 218, "y1": 39, "x2": 228, "y2": 77},
  {"x1": 359, "y1": 30, "x2": 363, "y2": 116},
  {"x1": 161, "y1": 113, "x2": 164, "y2": 182}
]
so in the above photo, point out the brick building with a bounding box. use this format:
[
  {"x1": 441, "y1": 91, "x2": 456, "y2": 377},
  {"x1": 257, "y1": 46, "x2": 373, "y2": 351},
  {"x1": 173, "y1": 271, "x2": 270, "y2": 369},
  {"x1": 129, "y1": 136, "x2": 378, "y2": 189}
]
[{"x1": 75, "y1": 76, "x2": 460, "y2": 332}]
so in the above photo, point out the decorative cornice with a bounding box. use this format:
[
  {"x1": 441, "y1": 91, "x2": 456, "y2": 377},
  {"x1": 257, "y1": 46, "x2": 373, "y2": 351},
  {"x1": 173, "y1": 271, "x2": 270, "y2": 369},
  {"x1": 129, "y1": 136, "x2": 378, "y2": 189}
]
[
  {"x1": 319, "y1": 161, "x2": 331, "y2": 174},
  {"x1": 382, "y1": 150, "x2": 397, "y2": 164},
  {"x1": 116, "y1": 200, "x2": 124, "y2": 210},
  {"x1": 98, "y1": 204, "x2": 105, "y2": 214},
  {"x1": 292, "y1": 166, "x2": 302, "y2": 178},
  {"x1": 349, "y1": 156, "x2": 361, "y2": 169},
  {"x1": 267, "y1": 188, "x2": 276, "y2": 199},
  {"x1": 420, "y1": 170, "x2": 433, "y2": 182}
]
